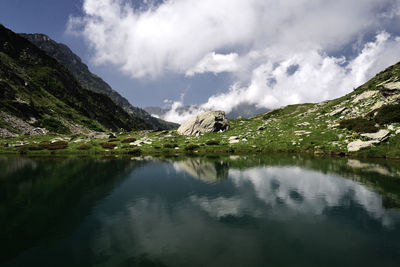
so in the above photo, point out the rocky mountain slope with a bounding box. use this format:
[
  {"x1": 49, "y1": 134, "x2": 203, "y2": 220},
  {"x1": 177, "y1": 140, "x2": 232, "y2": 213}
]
[
  {"x1": 0, "y1": 24, "x2": 154, "y2": 137},
  {"x1": 21, "y1": 33, "x2": 177, "y2": 130}
]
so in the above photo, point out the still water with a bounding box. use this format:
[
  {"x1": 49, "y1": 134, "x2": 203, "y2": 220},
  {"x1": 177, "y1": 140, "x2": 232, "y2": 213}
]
[{"x1": 1, "y1": 154, "x2": 400, "y2": 267}]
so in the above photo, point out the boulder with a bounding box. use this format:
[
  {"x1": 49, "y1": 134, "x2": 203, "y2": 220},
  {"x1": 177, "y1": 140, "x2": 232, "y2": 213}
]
[
  {"x1": 352, "y1": 90, "x2": 378, "y2": 103},
  {"x1": 361, "y1": 130, "x2": 390, "y2": 141},
  {"x1": 177, "y1": 111, "x2": 229, "y2": 136},
  {"x1": 347, "y1": 140, "x2": 379, "y2": 152},
  {"x1": 329, "y1": 107, "x2": 346, "y2": 116},
  {"x1": 88, "y1": 132, "x2": 109, "y2": 139}
]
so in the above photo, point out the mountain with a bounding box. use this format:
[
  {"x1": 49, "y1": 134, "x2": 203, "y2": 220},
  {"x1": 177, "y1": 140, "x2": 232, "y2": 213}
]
[
  {"x1": 20, "y1": 33, "x2": 178, "y2": 130},
  {"x1": 0, "y1": 24, "x2": 153, "y2": 137}
]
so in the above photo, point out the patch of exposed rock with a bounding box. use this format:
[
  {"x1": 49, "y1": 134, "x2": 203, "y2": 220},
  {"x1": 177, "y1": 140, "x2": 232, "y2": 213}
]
[
  {"x1": 0, "y1": 111, "x2": 48, "y2": 137},
  {"x1": 177, "y1": 111, "x2": 229, "y2": 136},
  {"x1": 380, "y1": 81, "x2": 400, "y2": 96}
]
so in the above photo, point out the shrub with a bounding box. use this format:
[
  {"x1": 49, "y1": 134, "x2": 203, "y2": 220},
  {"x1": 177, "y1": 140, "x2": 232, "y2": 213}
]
[
  {"x1": 128, "y1": 148, "x2": 142, "y2": 156},
  {"x1": 206, "y1": 140, "x2": 220, "y2": 145},
  {"x1": 184, "y1": 144, "x2": 199, "y2": 152},
  {"x1": 263, "y1": 109, "x2": 282, "y2": 120},
  {"x1": 374, "y1": 104, "x2": 400, "y2": 125},
  {"x1": 122, "y1": 137, "x2": 137, "y2": 143},
  {"x1": 40, "y1": 117, "x2": 71, "y2": 134},
  {"x1": 25, "y1": 144, "x2": 45, "y2": 151},
  {"x1": 339, "y1": 118, "x2": 378, "y2": 133},
  {"x1": 77, "y1": 144, "x2": 91, "y2": 150},
  {"x1": 101, "y1": 142, "x2": 117, "y2": 149},
  {"x1": 47, "y1": 141, "x2": 68, "y2": 150},
  {"x1": 164, "y1": 143, "x2": 178, "y2": 149}
]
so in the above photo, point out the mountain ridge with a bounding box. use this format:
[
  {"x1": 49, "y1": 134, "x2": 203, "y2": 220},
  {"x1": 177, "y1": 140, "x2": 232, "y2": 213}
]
[
  {"x1": 0, "y1": 24, "x2": 153, "y2": 136},
  {"x1": 20, "y1": 33, "x2": 178, "y2": 130}
]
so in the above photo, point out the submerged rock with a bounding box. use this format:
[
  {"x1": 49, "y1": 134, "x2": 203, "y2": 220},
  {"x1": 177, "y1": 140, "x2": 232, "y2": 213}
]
[{"x1": 177, "y1": 111, "x2": 229, "y2": 136}]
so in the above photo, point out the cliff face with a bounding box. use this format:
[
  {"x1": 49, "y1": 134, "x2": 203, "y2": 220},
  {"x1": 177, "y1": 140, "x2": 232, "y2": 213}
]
[
  {"x1": 21, "y1": 33, "x2": 178, "y2": 130},
  {"x1": 0, "y1": 24, "x2": 152, "y2": 136}
]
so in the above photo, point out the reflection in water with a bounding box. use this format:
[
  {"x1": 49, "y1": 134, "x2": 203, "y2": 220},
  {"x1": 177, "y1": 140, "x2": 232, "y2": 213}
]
[
  {"x1": 1, "y1": 155, "x2": 400, "y2": 267},
  {"x1": 174, "y1": 158, "x2": 229, "y2": 183}
]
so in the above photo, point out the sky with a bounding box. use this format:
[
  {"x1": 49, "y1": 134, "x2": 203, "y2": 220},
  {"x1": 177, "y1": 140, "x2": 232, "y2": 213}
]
[{"x1": 1, "y1": 0, "x2": 400, "y2": 123}]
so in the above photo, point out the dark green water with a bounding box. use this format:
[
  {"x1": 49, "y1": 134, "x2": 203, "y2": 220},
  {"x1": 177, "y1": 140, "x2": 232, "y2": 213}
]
[{"x1": 1, "y1": 154, "x2": 400, "y2": 267}]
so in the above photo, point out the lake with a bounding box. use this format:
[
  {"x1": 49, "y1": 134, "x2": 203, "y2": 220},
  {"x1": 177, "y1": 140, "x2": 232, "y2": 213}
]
[{"x1": 1, "y1": 154, "x2": 400, "y2": 267}]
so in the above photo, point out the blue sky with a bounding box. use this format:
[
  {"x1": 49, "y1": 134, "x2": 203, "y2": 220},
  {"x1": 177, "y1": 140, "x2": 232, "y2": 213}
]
[{"x1": 1, "y1": 0, "x2": 400, "y2": 123}]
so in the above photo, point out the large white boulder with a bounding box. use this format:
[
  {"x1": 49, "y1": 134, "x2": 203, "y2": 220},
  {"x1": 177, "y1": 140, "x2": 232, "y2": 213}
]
[{"x1": 177, "y1": 111, "x2": 229, "y2": 136}]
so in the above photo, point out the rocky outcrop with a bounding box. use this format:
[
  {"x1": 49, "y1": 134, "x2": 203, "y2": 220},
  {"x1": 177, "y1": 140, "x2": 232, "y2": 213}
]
[
  {"x1": 380, "y1": 82, "x2": 400, "y2": 97},
  {"x1": 347, "y1": 140, "x2": 379, "y2": 152},
  {"x1": 361, "y1": 130, "x2": 390, "y2": 142},
  {"x1": 177, "y1": 111, "x2": 229, "y2": 136},
  {"x1": 347, "y1": 130, "x2": 390, "y2": 152}
]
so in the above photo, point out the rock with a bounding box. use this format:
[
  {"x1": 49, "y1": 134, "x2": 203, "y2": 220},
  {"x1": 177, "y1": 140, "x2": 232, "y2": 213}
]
[
  {"x1": 294, "y1": 130, "x2": 311, "y2": 136},
  {"x1": 380, "y1": 82, "x2": 400, "y2": 96},
  {"x1": 177, "y1": 111, "x2": 229, "y2": 136},
  {"x1": 257, "y1": 126, "x2": 265, "y2": 131},
  {"x1": 348, "y1": 140, "x2": 379, "y2": 152},
  {"x1": 88, "y1": 132, "x2": 109, "y2": 139},
  {"x1": 297, "y1": 122, "x2": 310, "y2": 127},
  {"x1": 108, "y1": 133, "x2": 117, "y2": 139},
  {"x1": 371, "y1": 100, "x2": 385, "y2": 111},
  {"x1": 0, "y1": 128, "x2": 17, "y2": 138},
  {"x1": 50, "y1": 137, "x2": 71, "y2": 143},
  {"x1": 229, "y1": 136, "x2": 240, "y2": 144},
  {"x1": 329, "y1": 107, "x2": 346, "y2": 116},
  {"x1": 361, "y1": 130, "x2": 390, "y2": 141},
  {"x1": 352, "y1": 90, "x2": 378, "y2": 103}
]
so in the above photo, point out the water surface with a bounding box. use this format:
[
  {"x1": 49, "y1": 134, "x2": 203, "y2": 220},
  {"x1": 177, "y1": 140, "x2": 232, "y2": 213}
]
[{"x1": 1, "y1": 154, "x2": 400, "y2": 266}]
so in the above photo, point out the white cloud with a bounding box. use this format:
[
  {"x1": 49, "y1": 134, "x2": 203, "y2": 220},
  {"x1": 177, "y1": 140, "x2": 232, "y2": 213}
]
[
  {"x1": 69, "y1": 0, "x2": 399, "y2": 78},
  {"x1": 68, "y1": 0, "x2": 400, "y2": 123},
  {"x1": 162, "y1": 33, "x2": 400, "y2": 123},
  {"x1": 185, "y1": 52, "x2": 239, "y2": 76}
]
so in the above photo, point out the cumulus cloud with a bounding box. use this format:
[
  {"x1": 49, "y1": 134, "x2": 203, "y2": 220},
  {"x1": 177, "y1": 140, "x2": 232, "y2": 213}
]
[
  {"x1": 185, "y1": 52, "x2": 239, "y2": 76},
  {"x1": 68, "y1": 0, "x2": 400, "y2": 123},
  {"x1": 163, "y1": 33, "x2": 400, "y2": 123}
]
